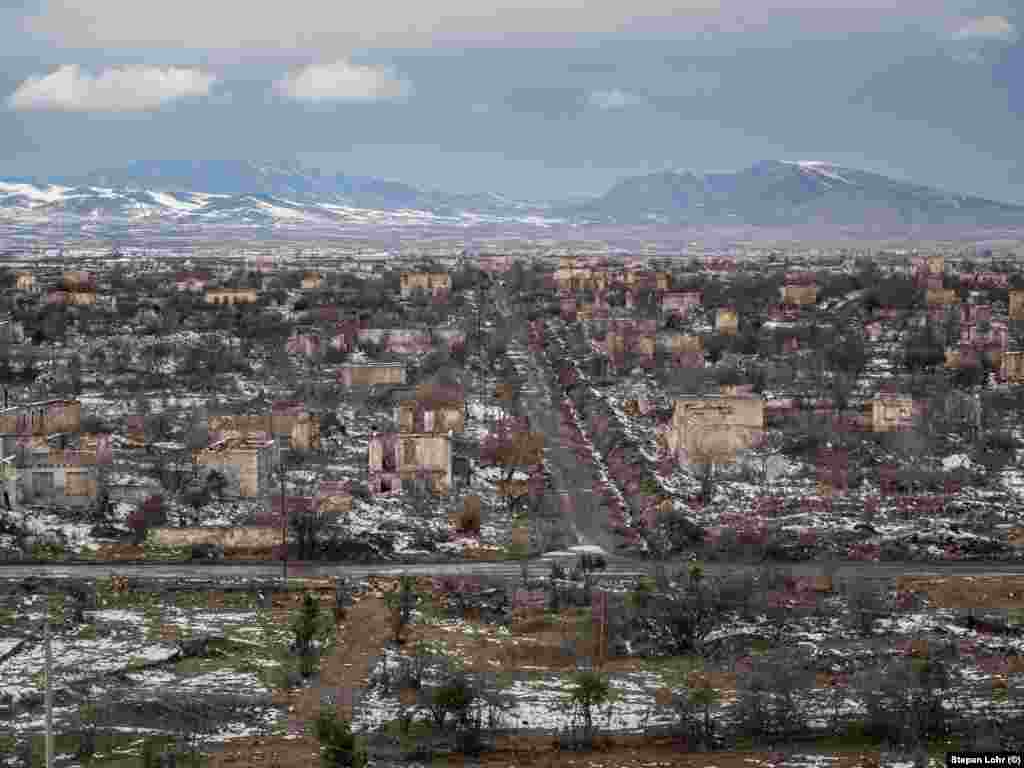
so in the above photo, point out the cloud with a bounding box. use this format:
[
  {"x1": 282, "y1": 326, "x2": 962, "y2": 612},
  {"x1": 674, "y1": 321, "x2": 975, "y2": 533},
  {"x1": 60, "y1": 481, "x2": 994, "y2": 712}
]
[
  {"x1": 953, "y1": 15, "x2": 1018, "y2": 42},
  {"x1": 273, "y1": 60, "x2": 410, "y2": 103},
  {"x1": 588, "y1": 89, "x2": 640, "y2": 110},
  {"x1": 24, "y1": 1, "x2": 949, "y2": 52},
  {"x1": 7, "y1": 64, "x2": 216, "y2": 111}
]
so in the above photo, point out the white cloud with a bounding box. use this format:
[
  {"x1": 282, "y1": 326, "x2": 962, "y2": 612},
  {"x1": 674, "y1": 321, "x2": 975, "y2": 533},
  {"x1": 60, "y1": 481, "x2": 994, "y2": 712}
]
[
  {"x1": 953, "y1": 15, "x2": 1018, "y2": 42},
  {"x1": 588, "y1": 89, "x2": 639, "y2": 110},
  {"x1": 273, "y1": 60, "x2": 410, "y2": 103},
  {"x1": 7, "y1": 64, "x2": 216, "y2": 111},
  {"x1": 24, "y1": 1, "x2": 947, "y2": 52}
]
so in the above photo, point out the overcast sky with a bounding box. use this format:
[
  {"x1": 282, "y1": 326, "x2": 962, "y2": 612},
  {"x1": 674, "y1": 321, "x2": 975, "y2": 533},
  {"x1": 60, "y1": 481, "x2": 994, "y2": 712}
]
[{"x1": 2, "y1": 0, "x2": 1023, "y2": 203}]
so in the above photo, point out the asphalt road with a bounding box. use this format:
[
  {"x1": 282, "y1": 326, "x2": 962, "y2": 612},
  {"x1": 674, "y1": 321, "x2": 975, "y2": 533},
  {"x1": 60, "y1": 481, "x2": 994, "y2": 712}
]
[
  {"x1": 498, "y1": 290, "x2": 621, "y2": 555},
  {"x1": 3, "y1": 557, "x2": 1024, "y2": 590}
]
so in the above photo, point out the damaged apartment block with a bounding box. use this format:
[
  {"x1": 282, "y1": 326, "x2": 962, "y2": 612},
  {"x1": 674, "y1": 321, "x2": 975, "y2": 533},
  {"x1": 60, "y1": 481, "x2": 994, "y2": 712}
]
[{"x1": 0, "y1": 399, "x2": 99, "y2": 507}]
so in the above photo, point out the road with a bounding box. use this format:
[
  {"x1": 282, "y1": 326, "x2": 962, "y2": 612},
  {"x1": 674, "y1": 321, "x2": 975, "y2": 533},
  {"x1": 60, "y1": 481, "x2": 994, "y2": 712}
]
[
  {"x1": 3, "y1": 559, "x2": 1024, "y2": 592},
  {"x1": 496, "y1": 288, "x2": 620, "y2": 554}
]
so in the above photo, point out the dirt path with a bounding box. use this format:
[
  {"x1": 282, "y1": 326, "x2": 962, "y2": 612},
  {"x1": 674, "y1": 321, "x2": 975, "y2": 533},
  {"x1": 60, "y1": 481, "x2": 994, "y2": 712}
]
[{"x1": 204, "y1": 581, "x2": 396, "y2": 768}]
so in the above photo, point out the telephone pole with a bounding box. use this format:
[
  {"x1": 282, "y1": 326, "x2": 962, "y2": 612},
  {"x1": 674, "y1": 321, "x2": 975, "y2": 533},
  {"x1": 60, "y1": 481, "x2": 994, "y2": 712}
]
[
  {"x1": 44, "y1": 612, "x2": 54, "y2": 768},
  {"x1": 279, "y1": 460, "x2": 287, "y2": 587}
]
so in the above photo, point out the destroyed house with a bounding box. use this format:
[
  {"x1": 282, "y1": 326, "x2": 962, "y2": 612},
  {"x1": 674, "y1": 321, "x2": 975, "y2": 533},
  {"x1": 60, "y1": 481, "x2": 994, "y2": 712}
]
[
  {"x1": 338, "y1": 363, "x2": 406, "y2": 388},
  {"x1": 194, "y1": 435, "x2": 278, "y2": 498},
  {"x1": 400, "y1": 272, "x2": 451, "y2": 298},
  {"x1": 175, "y1": 272, "x2": 211, "y2": 291},
  {"x1": 661, "y1": 291, "x2": 702, "y2": 317},
  {"x1": 356, "y1": 328, "x2": 433, "y2": 355},
  {"x1": 665, "y1": 395, "x2": 765, "y2": 463},
  {"x1": 1002, "y1": 352, "x2": 1024, "y2": 383},
  {"x1": 395, "y1": 394, "x2": 465, "y2": 434},
  {"x1": 205, "y1": 288, "x2": 258, "y2": 305},
  {"x1": 208, "y1": 404, "x2": 320, "y2": 452},
  {"x1": 870, "y1": 396, "x2": 915, "y2": 432},
  {"x1": 368, "y1": 432, "x2": 452, "y2": 495}
]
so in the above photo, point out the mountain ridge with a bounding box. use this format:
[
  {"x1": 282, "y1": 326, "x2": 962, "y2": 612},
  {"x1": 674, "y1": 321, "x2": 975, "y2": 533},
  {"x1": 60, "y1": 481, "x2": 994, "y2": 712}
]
[{"x1": 1, "y1": 159, "x2": 1022, "y2": 236}]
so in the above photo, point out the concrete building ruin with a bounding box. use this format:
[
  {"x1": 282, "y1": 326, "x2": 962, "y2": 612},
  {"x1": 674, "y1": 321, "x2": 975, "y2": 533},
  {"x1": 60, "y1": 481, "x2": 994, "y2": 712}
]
[
  {"x1": 204, "y1": 288, "x2": 259, "y2": 305},
  {"x1": 193, "y1": 435, "x2": 278, "y2": 498},
  {"x1": 664, "y1": 395, "x2": 765, "y2": 466},
  {"x1": 870, "y1": 395, "x2": 915, "y2": 432},
  {"x1": 400, "y1": 272, "x2": 451, "y2": 298},
  {"x1": 368, "y1": 432, "x2": 453, "y2": 495},
  {"x1": 338, "y1": 362, "x2": 407, "y2": 388}
]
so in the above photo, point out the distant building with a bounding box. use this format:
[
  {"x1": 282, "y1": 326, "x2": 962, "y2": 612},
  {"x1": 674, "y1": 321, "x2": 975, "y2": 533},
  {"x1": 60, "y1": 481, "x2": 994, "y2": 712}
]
[
  {"x1": 716, "y1": 308, "x2": 738, "y2": 335},
  {"x1": 15, "y1": 272, "x2": 36, "y2": 292},
  {"x1": 1002, "y1": 352, "x2": 1024, "y2": 384},
  {"x1": 926, "y1": 288, "x2": 958, "y2": 306},
  {"x1": 400, "y1": 272, "x2": 451, "y2": 298},
  {"x1": 870, "y1": 395, "x2": 914, "y2": 432},
  {"x1": 175, "y1": 272, "x2": 210, "y2": 291},
  {"x1": 205, "y1": 288, "x2": 258, "y2": 306},
  {"x1": 1010, "y1": 291, "x2": 1024, "y2": 321},
  {"x1": 395, "y1": 393, "x2": 465, "y2": 434},
  {"x1": 338, "y1": 362, "x2": 406, "y2": 388},
  {"x1": 779, "y1": 284, "x2": 818, "y2": 305}
]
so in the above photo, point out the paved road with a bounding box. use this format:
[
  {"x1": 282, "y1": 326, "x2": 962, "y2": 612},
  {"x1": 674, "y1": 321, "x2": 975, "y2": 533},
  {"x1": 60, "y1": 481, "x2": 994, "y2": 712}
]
[
  {"x1": 3, "y1": 559, "x2": 1024, "y2": 593},
  {"x1": 497, "y1": 289, "x2": 621, "y2": 555}
]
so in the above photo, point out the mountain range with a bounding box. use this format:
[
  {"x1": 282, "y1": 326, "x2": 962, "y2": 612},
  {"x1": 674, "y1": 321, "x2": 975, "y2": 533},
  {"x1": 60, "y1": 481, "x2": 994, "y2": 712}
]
[{"x1": 1, "y1": 158, "x2": 1022, "y2": 237}]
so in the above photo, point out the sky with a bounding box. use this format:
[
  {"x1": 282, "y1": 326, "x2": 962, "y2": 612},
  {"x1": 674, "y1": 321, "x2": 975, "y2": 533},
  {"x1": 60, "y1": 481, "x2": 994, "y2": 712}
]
[{"x1": 0, "y1": 1, "x2": 1022, "y2": 204}]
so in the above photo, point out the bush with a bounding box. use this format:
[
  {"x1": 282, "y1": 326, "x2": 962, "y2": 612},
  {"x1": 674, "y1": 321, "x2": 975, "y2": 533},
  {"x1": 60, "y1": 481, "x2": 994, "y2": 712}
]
[
  {"x1": 292, "y1": 592, "x2": 334, "y2": 677},
  {"x1": 128, "y1": 495, "x2": 166, "y2": 545},
  {"x1": 455, "y1": 496, "x2": 482, "y2": 535},
  {"x1": 315, "y1": 710, "x2": 368, "y2": 767},
  {"x1": 734, "y1": 651, "x2": 809, "y2": 746}
]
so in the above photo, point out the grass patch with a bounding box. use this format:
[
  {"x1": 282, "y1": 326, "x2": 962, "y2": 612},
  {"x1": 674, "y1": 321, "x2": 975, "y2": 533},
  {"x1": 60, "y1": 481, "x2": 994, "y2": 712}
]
[{"x1": 22, "y1": 731, "x2": 202, "y2": 768}]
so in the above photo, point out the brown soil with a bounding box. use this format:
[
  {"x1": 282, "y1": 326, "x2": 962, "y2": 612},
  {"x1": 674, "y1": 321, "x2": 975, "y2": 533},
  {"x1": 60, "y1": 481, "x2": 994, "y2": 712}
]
[
  {"x1": 201, "y1": 576, "x2": 880, "y2": 768},
  {"x1": 897, "y1": 575, "x2": 1024, "y2": 609},
  {"x1": 204, "y1": 578, "x2": 401, "y2": 768},
  {"x1": 472, "y1": 736, "x2": 883, "y2": 768},
  {"x1": 93, "y1": 542, "x2": 147, "y2": 560}
]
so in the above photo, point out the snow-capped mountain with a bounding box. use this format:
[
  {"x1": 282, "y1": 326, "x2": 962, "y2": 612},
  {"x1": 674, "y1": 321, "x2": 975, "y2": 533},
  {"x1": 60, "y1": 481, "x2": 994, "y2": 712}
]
[
  {"x1": 0, "y1": 160, "x2": 560, "y2": 231},
  {"x1": 1, "y1": 159, "x2": 1023, "y2": 238},
  {"x1": 561, "y1": 159, "x2": 1024, "y2": 230}
]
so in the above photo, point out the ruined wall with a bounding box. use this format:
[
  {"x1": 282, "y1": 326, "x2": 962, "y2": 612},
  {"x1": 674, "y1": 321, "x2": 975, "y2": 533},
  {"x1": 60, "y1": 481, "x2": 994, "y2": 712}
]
[
  {"x1": 0, "y1": 400, "x2": 81, "y2": 435},
  {"x1": 1003, "y1": 352, "x2": 1024, "y2": 383},
  {"x1": 339, "y1": 364, "x2": 406, "y2": 387},
  {"x1": 871, "y1": 397, "x2": 914, "y2": 432},
  {"x1": 780, "y1": 285, "x2": 817, "y2": 305},
  {"x1": 400, "y1": 272, "x2": 451, "y2": 297},
  {"x1": 204, "y1": 289, "x2": 258, "y2": 305},
  {"x1": 149, "y1": 526, "x2": 286, "y2": 549},
  {"x1": 194, "y1": 448, "x2": 260, "y2": 497},
  {"x1": 670, "y1": 397, "x2": 765, "y2": 463}
]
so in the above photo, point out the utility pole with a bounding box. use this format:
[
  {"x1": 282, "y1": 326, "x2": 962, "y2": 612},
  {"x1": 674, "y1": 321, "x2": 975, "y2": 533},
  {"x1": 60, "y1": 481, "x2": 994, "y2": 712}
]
[
  {"x1": 477, "y1": 270, "x2": 484, "y2": 431},
  {"x1": 44, "y1": 610, "x2": 54, "y2": 768},
  {"x1": 279, "y1": 459, "x2": 287, "y2": 587}
]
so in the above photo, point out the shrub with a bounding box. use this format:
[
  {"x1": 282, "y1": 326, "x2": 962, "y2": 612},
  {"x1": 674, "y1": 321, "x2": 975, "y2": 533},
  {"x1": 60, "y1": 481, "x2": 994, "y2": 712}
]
[
  {"x1": 385, "y1": 574, "x2": 421, "y2": 644},
  {"x1": 128, "y1": 495, "x2": 166, "y2": 545},
  {"x1": 455, "y1": 496, "x2": 482, "y2": 535},
  {"x1": 734, "y1": 652, "x2": 809, "y2": 747},
  {"x1": 292, "y1": 592, "x2": 334, "y2": 677},
  {"x1": 428, "y1": 672, "x2": 475, "y2": 729},
  {"x1": 315, "y1": 709, "x2": 368, "y2": 767}
]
